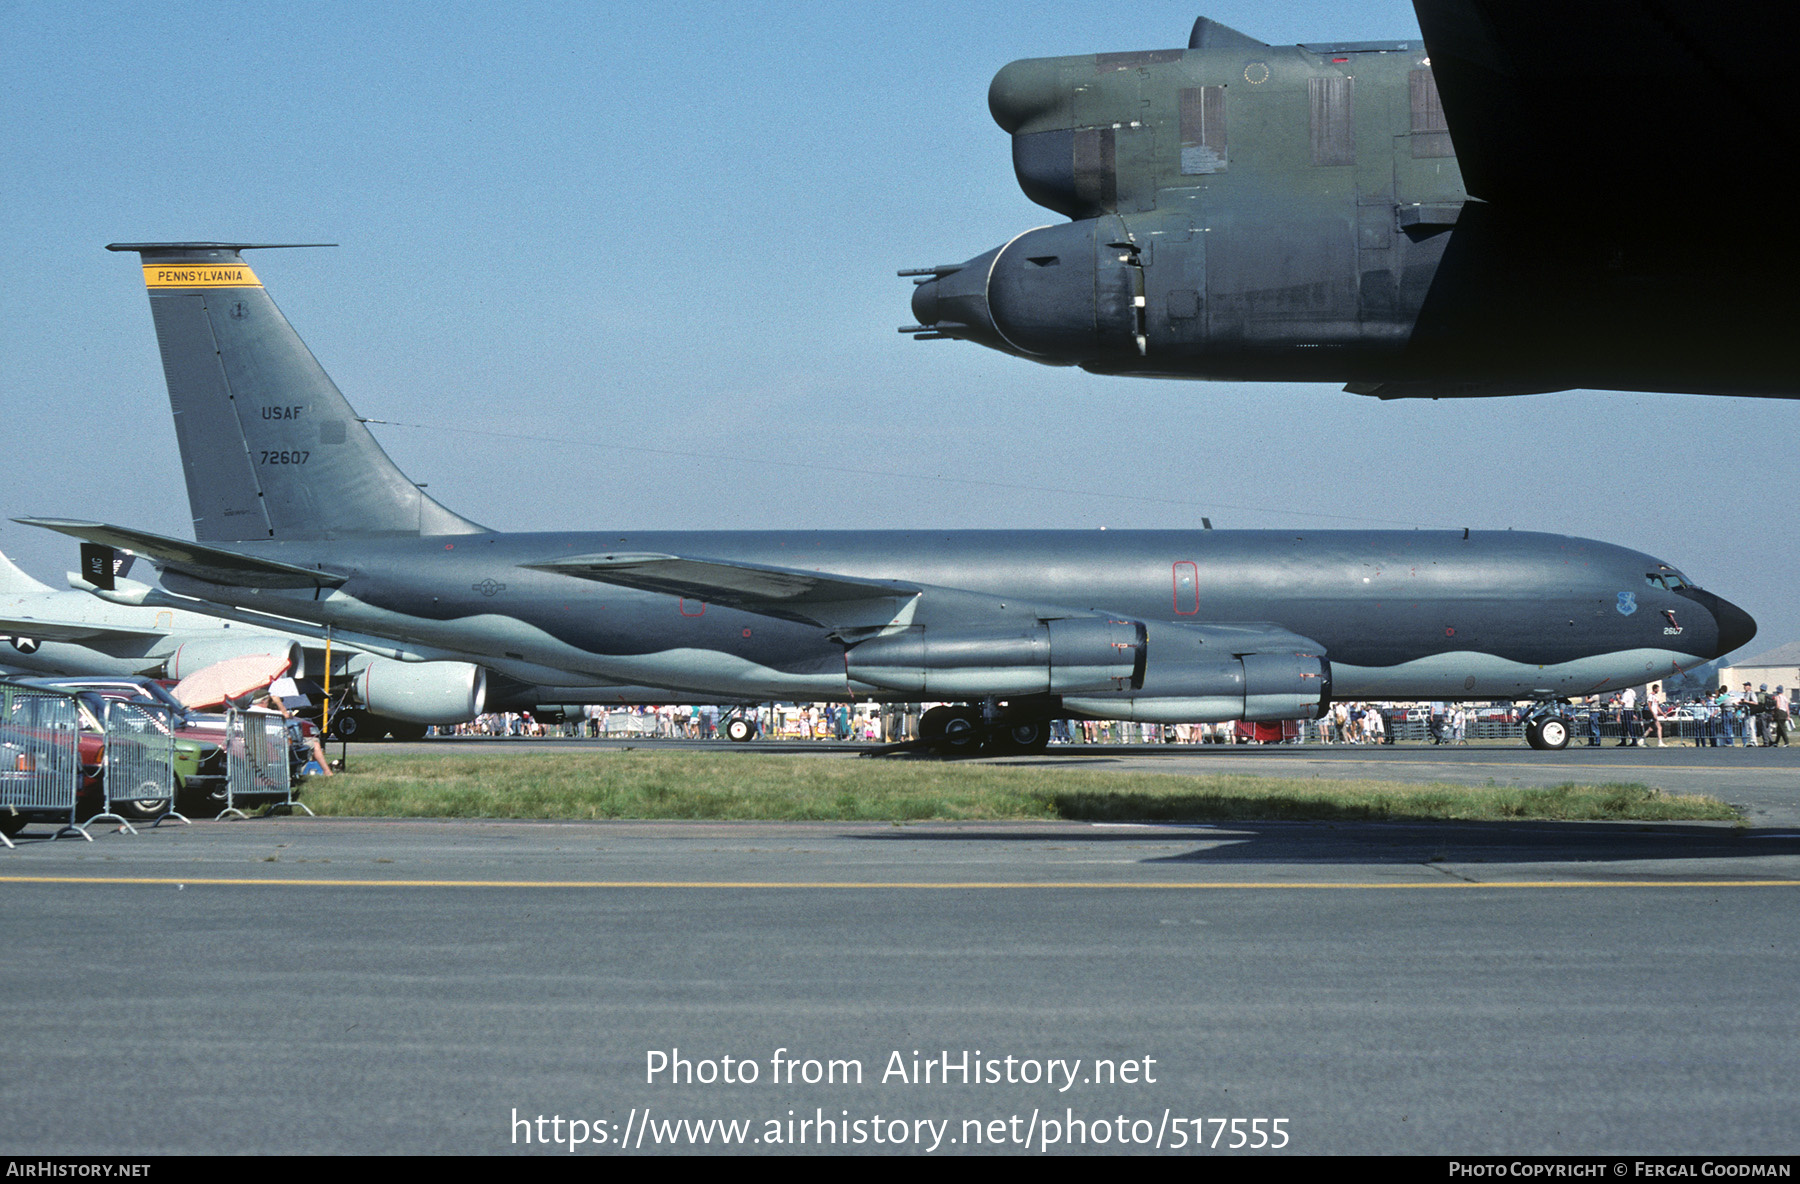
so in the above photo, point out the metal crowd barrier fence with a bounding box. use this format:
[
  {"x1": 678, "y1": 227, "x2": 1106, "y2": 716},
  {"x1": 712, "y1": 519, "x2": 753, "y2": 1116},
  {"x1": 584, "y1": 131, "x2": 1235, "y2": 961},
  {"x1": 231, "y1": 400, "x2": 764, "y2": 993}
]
[
  {"x1": 91, "y1": 698, "x2": 184, "y2": 832},
  {"x1": 221, "y1": 708, "x2": 310, "y2": 819},
  {"x1": 0, "y1": 680, "x2": 88, "y2": 845},
  {"x1": 1309, "y1": 711, "x2": 1785, "y2": 745},
  {"x1": 1551, "y1": 711, "x2": 1781, "y2": 745},
  {"x1": 1380, "y1": 719, "x2": 1523, "y2": 744},
  {"x1": 603, "y1": 711, "x2": 654, "y2": 737}
]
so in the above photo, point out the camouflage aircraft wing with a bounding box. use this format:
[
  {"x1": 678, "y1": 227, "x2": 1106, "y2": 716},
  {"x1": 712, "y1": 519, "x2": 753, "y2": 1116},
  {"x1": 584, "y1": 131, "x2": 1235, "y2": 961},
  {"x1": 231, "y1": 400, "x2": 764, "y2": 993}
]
[
  {"x1": 13, "y1": 519, "x2": 348, "y2": 589},
  {"x1": 524, "y1": 553, "x2": 920, "y2": 627},
  {"x1": 1414, "y1": 0, "x2": 1795, "y2": 210}
]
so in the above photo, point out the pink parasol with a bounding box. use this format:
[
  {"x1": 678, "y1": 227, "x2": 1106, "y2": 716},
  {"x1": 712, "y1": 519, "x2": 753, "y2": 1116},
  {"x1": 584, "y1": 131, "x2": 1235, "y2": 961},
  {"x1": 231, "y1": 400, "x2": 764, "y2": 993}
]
[{"x1": 170, "y1": 653, "x2": 293, "y2": 710}]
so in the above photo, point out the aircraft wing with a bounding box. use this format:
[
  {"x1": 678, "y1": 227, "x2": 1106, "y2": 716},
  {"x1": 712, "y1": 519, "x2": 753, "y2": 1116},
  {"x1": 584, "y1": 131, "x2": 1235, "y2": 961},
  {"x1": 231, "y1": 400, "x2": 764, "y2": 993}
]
[
  {"x1": 1413, "y1": 0, "x2": 1796, "y2": 211},
  {"x1": 14, "y1": 519, "x2": 348, "y2": 589},
  {"x1": 0, "y1": 615, "x2": 167, "y2": 643},
  {"x1": 524, "y1": 553, "x2": 920, "y2": 627}
]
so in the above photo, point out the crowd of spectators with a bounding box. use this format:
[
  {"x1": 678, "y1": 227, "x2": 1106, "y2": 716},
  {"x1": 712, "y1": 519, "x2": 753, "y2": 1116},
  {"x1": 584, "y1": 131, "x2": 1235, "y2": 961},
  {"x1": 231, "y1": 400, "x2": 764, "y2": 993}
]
[
  {"x1": 435, "y1": 701, "x2": 1523, "y2": 745},
  {"x1": 428, "y1": 685, "x2": 1792, "y2": 748},
  {"x1": 1581, "y1": 681, "x2": 1791, "y2": 747}
]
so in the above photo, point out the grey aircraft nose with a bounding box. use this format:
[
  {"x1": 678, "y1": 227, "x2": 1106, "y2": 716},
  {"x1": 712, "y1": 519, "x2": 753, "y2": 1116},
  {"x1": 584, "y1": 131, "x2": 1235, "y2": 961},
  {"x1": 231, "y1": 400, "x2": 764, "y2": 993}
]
[{"x1": 1702, "y1": 590, "x2": 1758, "y2": 657}]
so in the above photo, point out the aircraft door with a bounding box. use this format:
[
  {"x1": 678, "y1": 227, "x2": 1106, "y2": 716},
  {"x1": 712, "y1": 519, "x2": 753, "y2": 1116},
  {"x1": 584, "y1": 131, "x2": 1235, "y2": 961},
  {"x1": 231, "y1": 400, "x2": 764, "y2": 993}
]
[{"x1": 1172, "y1": 561, "x2": 1199, "y2": 615}]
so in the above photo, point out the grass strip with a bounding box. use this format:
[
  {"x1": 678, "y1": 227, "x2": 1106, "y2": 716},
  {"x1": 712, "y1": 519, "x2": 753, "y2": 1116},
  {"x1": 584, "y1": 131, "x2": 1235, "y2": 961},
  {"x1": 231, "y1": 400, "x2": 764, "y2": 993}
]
[{"x1": 297, "y1": 751, "x2": 1737, "y2": 823}]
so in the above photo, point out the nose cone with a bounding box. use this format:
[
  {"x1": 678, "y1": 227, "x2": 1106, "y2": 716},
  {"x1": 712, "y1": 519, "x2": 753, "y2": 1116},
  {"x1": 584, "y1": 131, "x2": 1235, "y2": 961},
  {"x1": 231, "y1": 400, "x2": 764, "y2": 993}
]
[
  {"x1": 1705, "y1": 591, "x2": 1758, "y2": 657},
  {"x1": 1679, "y1": 587, "x2": 1757, "y2": 659}
]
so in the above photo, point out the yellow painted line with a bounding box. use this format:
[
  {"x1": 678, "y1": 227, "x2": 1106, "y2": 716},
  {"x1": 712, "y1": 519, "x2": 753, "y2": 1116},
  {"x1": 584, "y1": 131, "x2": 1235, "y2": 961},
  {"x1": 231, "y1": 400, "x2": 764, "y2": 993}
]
[
  {"x1": 142, "y1": 263, "x2": 261, "y2": 288},
  {"x1": 0, "y1": 876, "x2": 1794, "y2": 890},
  {"x1": 1148, "y1": 756, "x2": 1763, "y2": 779}
]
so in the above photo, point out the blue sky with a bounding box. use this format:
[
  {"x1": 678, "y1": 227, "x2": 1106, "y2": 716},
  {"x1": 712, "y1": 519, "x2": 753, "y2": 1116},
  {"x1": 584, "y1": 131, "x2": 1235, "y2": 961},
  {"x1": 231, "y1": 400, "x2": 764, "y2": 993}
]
[{"x1": 2, "y1": 1, "x2": 1791, "y2": 654}]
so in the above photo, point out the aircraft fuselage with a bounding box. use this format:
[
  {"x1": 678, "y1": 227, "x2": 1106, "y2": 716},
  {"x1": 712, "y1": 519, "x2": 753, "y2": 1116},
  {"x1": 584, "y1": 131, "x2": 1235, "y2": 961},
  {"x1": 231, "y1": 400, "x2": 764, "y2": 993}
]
[{"x1": 167, "y1": 527, "x2": 1748, "y2": 706}]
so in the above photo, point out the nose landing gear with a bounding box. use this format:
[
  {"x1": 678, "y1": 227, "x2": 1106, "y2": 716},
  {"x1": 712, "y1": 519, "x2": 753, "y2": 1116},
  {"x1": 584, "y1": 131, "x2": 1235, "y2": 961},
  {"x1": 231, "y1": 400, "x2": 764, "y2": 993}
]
[{"x1": 1522, "y1": 702, "x2": 1573, "y2": 751}]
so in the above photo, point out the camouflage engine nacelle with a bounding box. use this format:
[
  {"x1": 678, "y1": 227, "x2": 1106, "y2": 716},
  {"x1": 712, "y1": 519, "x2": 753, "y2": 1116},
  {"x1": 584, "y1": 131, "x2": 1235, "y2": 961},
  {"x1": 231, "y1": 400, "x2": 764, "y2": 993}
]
[
  {"x1": 845, "y1": 618, "x2": 1145, "y2": 698},
  {"x1": 904, "y1": 41, "x2": 1195, "y2": 366},
  {"x1": 349, "y1": 657, "x2": 487, "y2": 725},
  {"x1": 1064, "y1": 651, "x2": 1332, "y2": 724}
]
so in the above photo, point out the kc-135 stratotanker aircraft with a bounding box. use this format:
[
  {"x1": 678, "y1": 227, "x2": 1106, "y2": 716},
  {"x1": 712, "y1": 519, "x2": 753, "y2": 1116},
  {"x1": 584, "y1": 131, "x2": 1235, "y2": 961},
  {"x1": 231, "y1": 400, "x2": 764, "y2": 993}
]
[{"x1": 21, "y1": 244, "x2": 1754, "y2": 752}]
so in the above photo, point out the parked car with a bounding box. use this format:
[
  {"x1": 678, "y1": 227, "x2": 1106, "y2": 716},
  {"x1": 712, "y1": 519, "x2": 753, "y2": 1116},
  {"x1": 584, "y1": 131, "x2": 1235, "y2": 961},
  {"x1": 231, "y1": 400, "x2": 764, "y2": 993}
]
[
  {"x1": 1, "y1": 685, "x2": 105, "y2": 837},
  {"x1": 11, "y1": 677, "x2": 230, "y2": 819}
]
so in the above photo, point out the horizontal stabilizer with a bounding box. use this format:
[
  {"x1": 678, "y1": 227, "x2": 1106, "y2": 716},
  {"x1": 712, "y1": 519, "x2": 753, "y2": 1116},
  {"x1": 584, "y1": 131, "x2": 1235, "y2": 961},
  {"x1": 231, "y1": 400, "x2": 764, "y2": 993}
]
[
  {"x1": 525, "y1": 553, "x2": 919, "y2": 625},
  {"x1": 105, "y1": 241, "x2": 337, "y2": 254},
  {"x1": 13, "y1": 519, "x2": 347, "y2": 589},
  {"x1": 1344, "y1": 380, "x2": 1566, "y2": 400},
  {"x1": 0, "y1": 614, "x2": 166, "y2": 643}
]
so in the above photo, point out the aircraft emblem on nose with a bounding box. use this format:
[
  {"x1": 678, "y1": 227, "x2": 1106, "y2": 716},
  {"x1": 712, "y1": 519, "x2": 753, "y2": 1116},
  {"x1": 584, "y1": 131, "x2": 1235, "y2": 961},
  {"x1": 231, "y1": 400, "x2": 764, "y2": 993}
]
[
  {"x1": 1617, "y1": 591, "x2": 1637, "y2": 616},
  {"x1": 473, "y1": 580, "x2": 506, "y2": 598}
]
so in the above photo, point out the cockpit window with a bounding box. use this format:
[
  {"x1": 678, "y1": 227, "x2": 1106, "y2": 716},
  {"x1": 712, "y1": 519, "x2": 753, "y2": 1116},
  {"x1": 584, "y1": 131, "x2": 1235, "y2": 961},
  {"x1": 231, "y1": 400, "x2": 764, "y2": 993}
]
[{"x1": 1646, "y1": 571, "x2": 1691, "y2": 591}]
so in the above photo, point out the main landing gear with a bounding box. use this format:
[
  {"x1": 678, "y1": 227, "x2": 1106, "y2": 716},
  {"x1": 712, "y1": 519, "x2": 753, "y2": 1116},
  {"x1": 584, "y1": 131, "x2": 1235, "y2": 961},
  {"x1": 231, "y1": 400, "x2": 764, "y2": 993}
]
[{"x1": 917, "y1": 704, "x2": 1051, "y2": 757}]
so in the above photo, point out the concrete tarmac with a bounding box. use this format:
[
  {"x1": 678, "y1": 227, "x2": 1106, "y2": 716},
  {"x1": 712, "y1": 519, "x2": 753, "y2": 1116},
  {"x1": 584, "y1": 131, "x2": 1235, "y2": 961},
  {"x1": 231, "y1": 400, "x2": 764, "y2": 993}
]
[{"x1": 2, "y1": 740, "x2": 1797, "y2": 1155}]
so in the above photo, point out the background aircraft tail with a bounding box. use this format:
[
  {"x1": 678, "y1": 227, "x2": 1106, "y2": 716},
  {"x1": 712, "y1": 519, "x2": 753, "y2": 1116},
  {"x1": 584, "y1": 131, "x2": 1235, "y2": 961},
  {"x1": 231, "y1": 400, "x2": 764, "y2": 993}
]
[
  {"x1": 0, "y1": 550, "x2": 53, "y2": 594},
  {"x1": 109, "y1": 243, "x2": 484, "y2": 542}
]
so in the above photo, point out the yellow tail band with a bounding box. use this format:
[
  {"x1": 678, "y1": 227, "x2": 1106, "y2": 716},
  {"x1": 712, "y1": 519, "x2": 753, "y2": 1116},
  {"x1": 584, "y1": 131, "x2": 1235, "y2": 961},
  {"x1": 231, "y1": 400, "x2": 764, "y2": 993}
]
[{"x1": 142, "y1": 263, "x2": 261, "y2": 288}]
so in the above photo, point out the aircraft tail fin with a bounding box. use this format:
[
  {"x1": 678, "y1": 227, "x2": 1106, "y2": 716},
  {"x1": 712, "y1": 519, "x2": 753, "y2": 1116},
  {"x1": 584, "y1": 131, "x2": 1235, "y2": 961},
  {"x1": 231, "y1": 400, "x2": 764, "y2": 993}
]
[
  {"x1": 0, "y1": 550, "x2": 53, "y2": 594},
  {"x1": 108, "y1": 243, "x2": 485, "y2": 542}
]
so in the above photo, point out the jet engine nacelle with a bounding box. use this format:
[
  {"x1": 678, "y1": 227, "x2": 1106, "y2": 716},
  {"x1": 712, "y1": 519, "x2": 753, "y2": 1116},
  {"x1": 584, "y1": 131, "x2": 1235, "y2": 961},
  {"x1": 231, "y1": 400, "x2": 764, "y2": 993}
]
[
  {"x1": 1064, "y1": 651, "x2": 1331, "y2": 723},
  {"x1": 163, "y1": 636, "x2": 304, "y2": 681},
  {"x1": 846, "y1": 618, "x2": 1145, "y2": 697},
  {"x1": 349, "y1": 657, "x2": 487, "y2": 725}
]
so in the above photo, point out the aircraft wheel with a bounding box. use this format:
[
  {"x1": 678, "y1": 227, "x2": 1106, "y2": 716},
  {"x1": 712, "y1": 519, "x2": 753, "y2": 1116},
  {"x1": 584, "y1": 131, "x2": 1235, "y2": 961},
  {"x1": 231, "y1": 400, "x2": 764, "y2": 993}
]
[
  {"x1": 921, "y1": 706, "x2": 983, "y2": 757},
  {"x1": 1524, "y1": 718, "x2": 1544, "y2": 749},
  {"x1": 1536, "y1": 715, "x2": 1571, "y2": 750},
  {"x1": 725, "y1": 717, "x2": 755, "y2": 743},
  {"x1": 991, "y1": 720, "x2": 1050, "y2": 755},
  {"x1": 0, "y1": 815, "x2": 27, "y2": 839}
]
